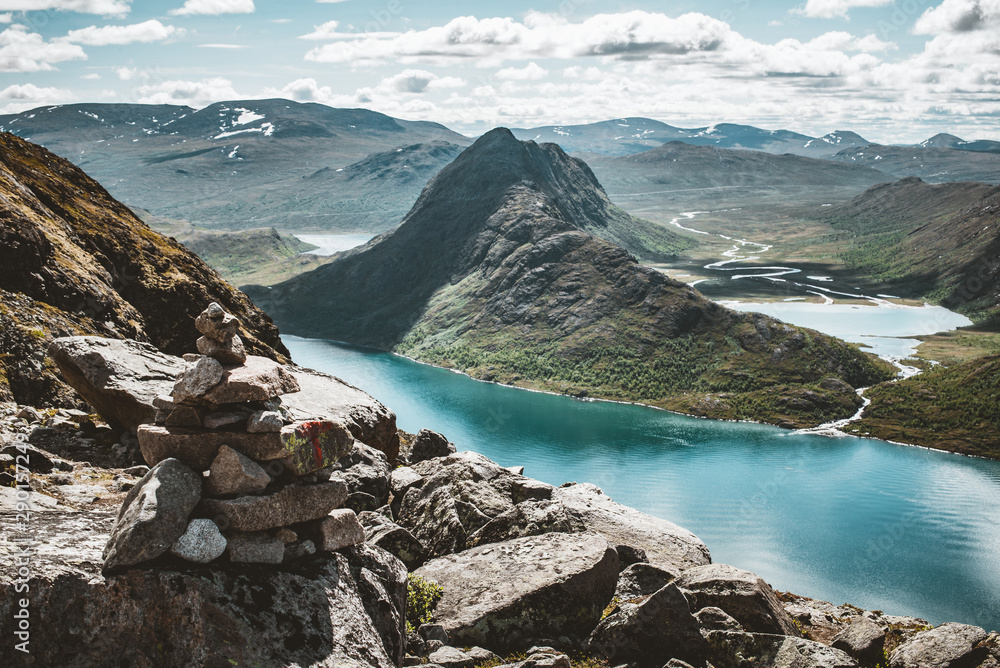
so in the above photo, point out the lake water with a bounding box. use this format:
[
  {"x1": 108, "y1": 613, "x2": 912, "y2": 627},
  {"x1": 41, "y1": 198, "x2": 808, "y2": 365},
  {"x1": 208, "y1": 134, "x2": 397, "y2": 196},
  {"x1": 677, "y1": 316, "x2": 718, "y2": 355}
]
[
  {"x1": 294, "y1": 234, "x2": 374, "y2": 256},
  {"x1": 285, "y1": 336, "x2": 1000, "y2": 630}
]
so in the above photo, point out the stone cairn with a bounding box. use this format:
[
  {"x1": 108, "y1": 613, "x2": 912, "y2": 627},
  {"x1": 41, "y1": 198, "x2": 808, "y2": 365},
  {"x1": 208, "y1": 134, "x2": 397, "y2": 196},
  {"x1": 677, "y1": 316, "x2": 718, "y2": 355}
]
[{"x1": 102, "y1": 302, "x2": 366, "y2": 571}]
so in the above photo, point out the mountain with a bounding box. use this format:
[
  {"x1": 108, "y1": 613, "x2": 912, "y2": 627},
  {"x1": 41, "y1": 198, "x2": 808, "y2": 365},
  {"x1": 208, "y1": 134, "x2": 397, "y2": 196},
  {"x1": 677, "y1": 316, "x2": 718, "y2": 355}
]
[
  {"x1": 919, "y1": 133, "x2": 1000, "y2": 153},
  {"x1": 0, "y1": 100, "x2": 470, "y2": 232},
  {"x1": 819, "y1": 177, "x2": 1000, "y2": 325},
  {"x1": 829, "y1": 144, "x2": 1000, "y2": 183},
  {"x1": 249, "y1": 128, "x2": 893, "y2": 428},
  {"x1": 0, "y1": 131, "x2": 289, "y2": 407},
  {"x1": 511, "y1": 119, "x2": 868, "y2": 158}
]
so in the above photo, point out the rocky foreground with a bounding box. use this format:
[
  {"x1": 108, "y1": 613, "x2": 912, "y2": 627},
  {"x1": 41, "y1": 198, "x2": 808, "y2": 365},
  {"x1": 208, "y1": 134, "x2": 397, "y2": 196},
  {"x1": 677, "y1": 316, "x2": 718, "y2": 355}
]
[{"x1": 1, "y1": 335, "x2": 998, "y2": 667}]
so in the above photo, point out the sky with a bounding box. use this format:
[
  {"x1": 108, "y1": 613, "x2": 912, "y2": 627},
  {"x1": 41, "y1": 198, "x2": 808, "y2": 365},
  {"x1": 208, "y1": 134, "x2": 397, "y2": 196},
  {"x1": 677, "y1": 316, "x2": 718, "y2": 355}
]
[{"x1": 0, "y1": 0, "x2": 997, "y2": 143}]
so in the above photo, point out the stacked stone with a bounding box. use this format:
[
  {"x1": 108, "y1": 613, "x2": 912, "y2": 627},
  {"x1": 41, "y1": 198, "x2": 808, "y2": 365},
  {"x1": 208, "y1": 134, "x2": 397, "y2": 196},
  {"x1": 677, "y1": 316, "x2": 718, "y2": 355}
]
[{"x1": 104, "y1": 303, "x2": 366, "y2": 571}]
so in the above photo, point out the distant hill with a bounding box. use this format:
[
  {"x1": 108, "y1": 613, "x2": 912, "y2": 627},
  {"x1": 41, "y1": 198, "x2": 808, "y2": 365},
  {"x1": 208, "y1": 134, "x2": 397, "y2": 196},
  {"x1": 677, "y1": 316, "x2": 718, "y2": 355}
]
[
  {"x1": 512, "y1": 118, "x2": 869, "y2": 158},
  {"x1": 249, "y1": 128, "x2": 894, "y2": 428},
  {"x1": 0, "y1": 100, "x2": 470, "y2": 232},
  {"x1": 919, "y1": 133, "x2": 1000, "y2": 154},
  {"x1": 829, "y1": 144, "x2": 1000, "y2": 183},
  {"x1": 0, "y1": 132, "x2": 289, "y2": 407}
]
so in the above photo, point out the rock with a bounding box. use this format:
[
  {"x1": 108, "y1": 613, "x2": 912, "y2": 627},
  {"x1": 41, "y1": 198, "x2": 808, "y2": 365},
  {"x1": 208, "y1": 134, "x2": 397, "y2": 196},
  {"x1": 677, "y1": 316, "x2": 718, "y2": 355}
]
[
  {"x1": 615, "y1": 544, "x2": 649, "y2": 567},
  {"x1": 138, "y1": 424, "x2": 289, "y2": 469},
  {"x1": 203, "y1": 445, "x2": 271, "y2": 497},
  {"x1": 426, "y1": 640, "x2": 445, "y2": 654},
  {"x1": 707, "y1": 631, "x2": 859, "y2": 668},
  {"x1": 0, "y1": 509, "x2": 405, "y2": 667},
  {"x1": 48, "y1": 336, "x2": 187, "y2": 431},
  {"x1": 614, "y1": 562, "x2": 678, "y2": 601},
  {"x1": 518, "y1": 649, "x2": 572, "y2": 668},
  {"x1": 419, "y1": 623, "x2": 451, "y2": 643},
  {"x1": 553, "y1": 482, "x2": 710, "y2": 573},
  {"x1": 466, "y1": 647, "x2": 500, "y2": 663},
  {"x1": 330, "y1": 443, "x2": 392, "y2": 509},
  {"x1": 284, "y1": 539, "x2": 317, "y2": 561},
  {"x1": 359, "y1": 511, "x2": 427, "y2": 569},
  {"x1": 102, "y1": 458, "x2": 202, "y2": 572},
  {"x1": 17, "y1": 405, "x2": 42, "y2": 422},
  {"x1": 227, "y1": 531, "x2": 285, "y2": 564},
  {"x1": 505, "y1": 466, "x2": 524, "y2": 475},
  {"x1": 195, "y1": 302, "x2": 241, "y2": 342},
  {"x1": 0, "y1": 485, "x2": 72, "y2": 510},
  {"x1": 697, "y1": 606, "x2": 744, "y2": 632},
  {"x1": 200, "y1": 480, "x2": 348, "y2": 532},
  {"x1": 511, "y1": 477, "x2": 554, "y2": 503},
  {"x1": 313, "y1": 508, "x2": 367, "y2": 552},
  {"x1": 390, "y1": 465, "x2": 424, "y2": 496},
  {"x1": 56, "y1": 484, "x2": 102, "y2": 506},
  {"x1": 202, "y1": 409, "x2": 249, "y2": 430},
  {"x1": 832, "y1": 615, "x2": 886, "y2": 666},
  {"x1": 200, "y1": 355, "x2": 300, "y2": 404},
  {"x1": 164, "y1": 405, "x2": 202, "y2": 428},
  {"x1": 279, "y1": 420, "x2": 354, "y2": 475},
  {"x1": 123, "y1": 464, "x2": 150, "y2": 476},
  {"x1": 197, "y1": 333, "x2": 247, "y2": 365},
  {"x1": 247, "y1": 409, "x2": 284, "y2": 433},
  {"x1": 171, "y1": 355, "x2": 224, "y2": 403},
  {"x1": 408, "y1": 428, "x2": 457, "y2": 463},
  {"x1": 347, "y1": 491, "x2": 379, "y2": 513},
  {"x1": 428, "y1": 646, "x2": 475, "y2": 668},
  {"x1": 169, "y1": 518, "x2": 227, "y2": 563},
  {"x1": 467, "y1": 499, "x2": 586, "y2": 548},
  {"x1": 0, "y1": 442, "x2": 53, "y2": 473},
  {"x1": 676, "y1": 563, "x2": 800, "y2": 637},
  {"x1": 889, "y1": 623, "x2": 989, "y2": 668},
  {"x1": 414, "y1": 532, "x2": 619, "y2": 652},
  {"x1": 587, "y1": 582, "x2": 708, "y2": 668},
  {"x1": 276, "y1": 528, "x2": 298, "y2": 544}
]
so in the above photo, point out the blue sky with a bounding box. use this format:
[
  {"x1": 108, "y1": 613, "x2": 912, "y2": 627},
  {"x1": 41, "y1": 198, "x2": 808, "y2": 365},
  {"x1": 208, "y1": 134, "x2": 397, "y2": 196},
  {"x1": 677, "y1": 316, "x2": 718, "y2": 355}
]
[{"x1": 1, "y1": 0, "x2": 998, "y2": 142}]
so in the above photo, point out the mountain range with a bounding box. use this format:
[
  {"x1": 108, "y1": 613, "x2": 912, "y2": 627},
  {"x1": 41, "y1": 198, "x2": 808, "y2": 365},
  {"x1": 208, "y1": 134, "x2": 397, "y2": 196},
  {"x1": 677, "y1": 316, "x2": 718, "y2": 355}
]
[{"x1": 249, "y1": 128, "x2": 894, "y2": 428}]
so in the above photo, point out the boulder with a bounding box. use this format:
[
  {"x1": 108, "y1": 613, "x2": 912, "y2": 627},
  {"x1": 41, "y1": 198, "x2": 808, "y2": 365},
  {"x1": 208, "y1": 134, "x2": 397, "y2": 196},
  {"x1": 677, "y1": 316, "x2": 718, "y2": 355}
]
[
  {"x1": 552, "y1": 482, "x2": 710, "y2": 573},
  {"x1": 312, "y1": 509, "x2": 367, "y2": 552},
  {"x1": 199, "y1": 480, "x2": 348, "y2": 532},
  {"x1": 164, "y1": 405, "x2": 202, "y2": 428},
  {"x1": 614, "y1": 562, "x2": 678, "y2": 601},
  {"x1": 200, "y1": 355, "x2": 300, "y2": 405},
  {"x1": 413, "y1": 532, "x2": 619, "y2": 652},
  {"x1": 169, "y1": 518, "x2": 227, "y2": 563},
  {"x1": 359, "y1": 511, "x2": 427, "y2": 569},
  {"x1": 408, "y1": 428, "x2": 456, "y2": 464},
  {"x1": 247, "y1": 409, "x2": 284, "y2": 433},
  {"x1": 675, "y1": 564, "x2": 800, "y2": 637},
  {"x1": 278, "y1": 420, "x2": 354, "y2": 475},
  {"x1": 587, "y1": 582, "x2": 709, "y2": 668},
  {"x1": 171, "y1": 355, "x2": 224, "y2": 404},
  {"x1": 428, "y1": 646, "x2": 475, "y2": 668},
  {"x1": 138, "y1": 424, "x2": 288, "y2": 470},
  {"x1": 697, "y1": 606, "x2": 744, "y2": 632},
  {"x1": 102, "y1": 458, "x2": 202, "y2": 572},
  {"x1": 0, "y1": 509, "x2": 405, "y2": 668},
  {"x1": 707, "y1": 631, "x2": 859, "y2": 668},
  {"x1": 832, "y1": 616, "x2": 886, "y2": 666},
  {"x1": 47, "y1": 336, "x2": 186, "y2": 431},
  {"x1": 203, "y1": 445, "x2": 271, "y2": 497},
  {"x1": 203, "y1": 409, "x2": 249, "y2": 430},
  {"x1": 0, "y1": 442, "x2": 53, "y2": 473},
  {"x1": 195, "y1": 302, "x2": 241, "y2": 341},
  {"x1": 197, "y1": 333, "x2": 247, "y2": 366},
  {"x1": 330, "y1": 443, "x2": 392, "y2": 509},
  {"x1": 227, "y1": 531, "x2": 285, "y2": 564},
  {"x1": 284, "y1": 539, "x2": 317, "y2": 561},
  {"x1": 467, "y1": 499, "x2": 586, "y2": 548},
  {"x1": 889, "y1": 623, "x2": 989, "y2": 668}
]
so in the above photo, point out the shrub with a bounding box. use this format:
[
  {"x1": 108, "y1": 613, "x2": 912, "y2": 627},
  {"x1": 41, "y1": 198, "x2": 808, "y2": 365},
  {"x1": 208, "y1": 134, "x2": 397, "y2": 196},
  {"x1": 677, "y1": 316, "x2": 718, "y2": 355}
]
[{"x1": 406, "y1": 573, "x2": 444, "y2": 633}]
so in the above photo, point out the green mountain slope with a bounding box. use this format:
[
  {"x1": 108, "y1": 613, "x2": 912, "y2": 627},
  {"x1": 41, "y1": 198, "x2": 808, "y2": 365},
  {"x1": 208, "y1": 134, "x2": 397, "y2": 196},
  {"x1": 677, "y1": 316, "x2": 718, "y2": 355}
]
[{"x1": 251, "y1": 128, "x2": 893, "y2": 428}]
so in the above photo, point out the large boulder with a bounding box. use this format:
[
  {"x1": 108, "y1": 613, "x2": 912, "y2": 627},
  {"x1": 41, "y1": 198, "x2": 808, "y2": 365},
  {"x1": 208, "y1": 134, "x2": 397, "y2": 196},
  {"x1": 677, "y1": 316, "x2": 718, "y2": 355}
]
[
  {"x1": 0, "y1": 509, "x2": 406, "y2": 668},
  {"x1": 329, "y1": 443, "x2": 392, "y2": 510},
  {"x1": 413, "y1": 532, "x2": 619, "y2": 652},
  {"x1": 831, "y1": 616, "x2": 887, "y2": 666},
  {"x1": 199, "y1": 480, "x2": 348, "y2": 532},
  {"x1": 889, "y1": 622, "x2": 990, "y2": 668},
  {"x1": 614, "y1": 562, "x2": 678, "y2": 601},
  {"x1": 407, "y1": 428, "x2": 456, "y2": 464},
  {"x1": 48, "y1": 337, "x2": 185, "y2": 432},
  {"x1": 102, "y1": 458, "x2": 202, "y2": 572},
  {"x1": 707, "y1": 631, "x2": 859, "y2": 668},
  {"x1": 359, "y1": 512, "x2": 427, "y2": 570},
  {"x1": 587, "y1": 582, "x2": 709, "y2": 667},
  {"x1": 552, "y1": 482, "x2": 710, "y2": 573},
  {"x1": 675, "y1": 563, "x2": 800, "y2": 637},
  {"x1": 46, "y1": 336, "x2": 399, "y2": 463},
  {"x1": 467, "y1": 499, "x2": 587, "y2": 548}
]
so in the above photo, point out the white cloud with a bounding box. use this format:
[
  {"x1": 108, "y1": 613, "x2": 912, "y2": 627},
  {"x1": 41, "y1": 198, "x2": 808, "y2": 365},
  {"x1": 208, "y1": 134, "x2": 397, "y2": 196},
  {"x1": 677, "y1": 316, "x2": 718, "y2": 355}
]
[
  {"x1": 134, "y1": 77, "x2": 239, "y2": 106},
  {"x1": 170, "y1": 0, "x2": 253, "y2": 16},
  {"x1": 0, "y1": 24, "x2": 86, "y2": 71},
  {"x1": 792, "y1": 0, "x2": 893, "y2": 20},
  {"x1": 299, "y1": 20, "x2": 339, "y2": 40},
  {"x1": 113, "y1": 65, "x2": 138, "y2": 79},
  {"x1": 0, "y1": 0, "x2": 130, "y2": 15},
  {"x1": 298, "y1": 21, "x2": 400, "y2": 41},
  {"x1": 0, "y1": 12, "x2": 10, "y2": 21},
  {"x1": 496, "y1": 62, "x2": 547, "y2": 80},
  {"x1": 81, "y1": 71, "x2": 100, "y2": 78},
  {"x1": 379, "y1": 69, "x2": 466, "y2": 94},
  {"x1": 0, "y1": 82, "x2": 71, "y2": 112},
  {"x1": 305, "y1": 11, "x2": 735, "y2": 66},
  {"x1": 914, "y1": 0, "x2": 1000, "y2": 34},
  {"x1": 62, "y1": 19, "x2": 181, "y2": 45}
]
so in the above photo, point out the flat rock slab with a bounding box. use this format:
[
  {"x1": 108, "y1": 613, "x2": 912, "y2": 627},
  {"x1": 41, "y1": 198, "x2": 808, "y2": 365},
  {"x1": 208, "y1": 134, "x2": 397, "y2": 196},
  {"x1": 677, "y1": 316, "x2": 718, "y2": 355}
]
[
  {"x1": 138, "y1": 424, "x2": 288, "y2": 470},
  {"x1": 553, "y1": 483, "x2": 711, "y2": 573},
  {"x1": 199, "y1": 481, "x2": 348, "y2": 532},
  {"x1": 707, "y1": 631, "x2": 859, "y2": 668},
  {"x1": 200, "y1": 355, "x2": 301, "y2": 404},
  {"x1": 414, "y1": 532, "x2": 619, "y2": 652},
  {"x1": 48, "y1": 336, "x2": 186, "y2": 432},
  {"x1": 102, "y1": 458, "x2": 202, "y2": 572}
]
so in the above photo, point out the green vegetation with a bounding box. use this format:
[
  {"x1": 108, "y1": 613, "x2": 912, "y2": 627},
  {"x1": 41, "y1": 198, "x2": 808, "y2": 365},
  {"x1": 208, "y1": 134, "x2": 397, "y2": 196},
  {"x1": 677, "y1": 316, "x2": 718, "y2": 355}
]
[{"x1": 405, "y1": 573, "x2": 444, "y2": 634}]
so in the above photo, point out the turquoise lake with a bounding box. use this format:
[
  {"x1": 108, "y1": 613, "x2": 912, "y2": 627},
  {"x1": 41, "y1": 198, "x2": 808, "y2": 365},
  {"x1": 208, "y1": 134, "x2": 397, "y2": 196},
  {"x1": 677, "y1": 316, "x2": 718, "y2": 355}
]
[{"x1": 285, "y1": 335, "x2": 1000, "y2": 631}]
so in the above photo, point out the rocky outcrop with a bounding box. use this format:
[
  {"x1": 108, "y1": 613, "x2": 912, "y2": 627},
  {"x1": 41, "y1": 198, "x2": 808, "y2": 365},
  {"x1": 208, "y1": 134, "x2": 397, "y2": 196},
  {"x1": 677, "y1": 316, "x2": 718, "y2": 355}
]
[
  {"x1": 888, "y1": 622, "x2": 990, "y2": 668},
  {"x1": 413, "y1": 532, "x2": 619, "y2": 652},
  {"x1": 706, "y1": 631, "x2": 859, "y2": 668}
]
